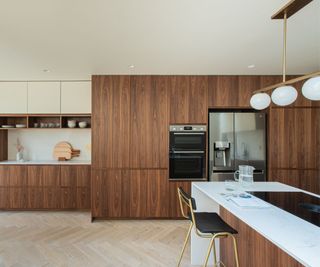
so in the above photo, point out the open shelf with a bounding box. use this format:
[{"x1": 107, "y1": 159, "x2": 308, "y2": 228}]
[
  {"x1": 0, "y1": 115, "x2": 28, "y2": 129},
  {"x1": 61, "y1": 115, "x2": 91, "y2": 129},
  {"x1": 0, "y1": 114, "x2": 91, "y2": 130}
]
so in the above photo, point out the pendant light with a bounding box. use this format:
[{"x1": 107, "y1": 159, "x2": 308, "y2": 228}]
[
  {"x1": 250, "y1": 93, "x2": 271, "y2": 110},
  {"x1": 302, "y1": 76, "x2": 320, "y2": 100},
  {"x1": 271, "y1": 86, "x2": 298, "y2": 106},
  {"x1": 250, "y1": 0, "x2": 319, "y2": 110}
]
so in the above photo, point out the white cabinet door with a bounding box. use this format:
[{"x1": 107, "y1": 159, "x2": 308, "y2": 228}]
[
  {"x1": 28, "y1": 82, "x2": 61, "y2": 114},
  {"x1": 61, "y1": 81, "x2": 91, "y2": 114},
  {"x1": 0, "y1": 82, "x2": 28, "y2": 113}
]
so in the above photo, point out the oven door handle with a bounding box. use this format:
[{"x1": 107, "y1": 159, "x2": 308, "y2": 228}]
[
  {"x1": 173, "y1": 132, "x2": 205, "y2": 135},
  {"x1": 171, "y1": 151, "x2": 205, "y2": 154}
]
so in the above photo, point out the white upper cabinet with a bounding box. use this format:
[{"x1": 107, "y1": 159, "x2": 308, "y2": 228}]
[
  {"x1": 0, "y1": 82, "x2": 28, "y2": 113},
  {"x1": 61, "y1": 81, "x2": 91, "y2": 114},
  {"x1": 28, "y1": 82, "x2": 61, "y2": 114}
]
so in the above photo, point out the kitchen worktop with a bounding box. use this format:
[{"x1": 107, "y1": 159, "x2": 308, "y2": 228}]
[
  {"x1": 191, "y1": 182, "x2": 320, "y2": 267},
  {"x1": 0, "y1": 160, "x2": 91, "y2": 165}
]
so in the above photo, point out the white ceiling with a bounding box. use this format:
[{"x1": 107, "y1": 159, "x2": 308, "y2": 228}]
[{"x1": 0, "y1": 0, "x2": 319, "y2": 80}]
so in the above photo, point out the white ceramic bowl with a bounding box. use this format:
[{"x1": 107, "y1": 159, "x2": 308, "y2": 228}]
[
  {"x1": 67, "y1": 120, "x2": 76, "y2": 128},
  {"x1": 78, "y1": 121, "x2": 87, "y2": 128}
]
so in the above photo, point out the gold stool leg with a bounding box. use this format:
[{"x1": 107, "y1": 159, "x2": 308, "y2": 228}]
[
  {"x1": 231, "y1": 235, "x2": 240, "y2": 267},
  {"x1": 212, "y1": 238, "x2": 217, "y2": 266},
  {"x1": 203, "y1": 236, "x2": 215, "y2": 267},
  {"x1": 177, "y1": 222, "x2": 193, "y2": 267}
]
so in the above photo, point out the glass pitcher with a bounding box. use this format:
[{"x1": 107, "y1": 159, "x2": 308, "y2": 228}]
[{"x1": 234, "y1": 165, "x2": 255, "y2": 186}]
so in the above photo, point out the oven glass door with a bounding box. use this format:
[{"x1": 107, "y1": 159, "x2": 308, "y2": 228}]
[
  {"x1": 170, "y1": 132, "x2": 206, "y2": 151},
  {"x1": 169, "y1": 152, "x2": 205, "y2": 179}
]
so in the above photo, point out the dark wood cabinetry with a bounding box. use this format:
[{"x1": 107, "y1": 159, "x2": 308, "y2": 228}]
[
  {"x1": 91, "y1": 75, "x2": 320, "y2": 219},
  {"x1": 130, "y1": 76, "x2": 168, "y2": 168},
  {"x1": 0, "y1": 165, "x2": 91, "y2": 210},
  {"x1": 169, "y1": 76, "x2": 207, "y2": 123},
  {"x1": 267, "y1": 78, "x2": 320, "y2": 195},
  {"x1": 92, "y1": 169, "x2": 181, "y2": 219},
  {"x1": 92, "y1": 75, "x2": 131, "y2": 169}
]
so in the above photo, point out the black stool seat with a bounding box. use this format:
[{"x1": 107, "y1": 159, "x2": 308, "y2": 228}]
[{"x1": 189, "y1": 212, "x2": 238, "y2": 234}]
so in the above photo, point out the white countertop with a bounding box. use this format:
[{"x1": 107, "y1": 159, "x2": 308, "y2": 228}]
[
  {"x1": 0, "y1": 160, "x2": 91, "y2": 165},
  {"x1": 192, "y1": 182, "x2": 320, "y2": 267}
]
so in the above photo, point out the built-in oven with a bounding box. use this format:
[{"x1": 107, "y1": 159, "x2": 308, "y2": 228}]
[{"x1": 169, "y1": 125, "x2": 207, "y2": 180}]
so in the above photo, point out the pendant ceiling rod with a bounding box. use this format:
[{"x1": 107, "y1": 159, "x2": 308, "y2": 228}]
[
  {"x1": 252, "y1": 0, "x2": 319, "y2": 94},
  {"x1": 282, "y1": 12, "x2": 287, "y2": 82},
  {"x1": 253, "y1": 71, "x2": 320, "y2": 94}
]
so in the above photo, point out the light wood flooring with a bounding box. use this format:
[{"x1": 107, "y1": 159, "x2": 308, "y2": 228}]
[{"x1": 0, "y1": 212, "x2": 196, "y2": 267}]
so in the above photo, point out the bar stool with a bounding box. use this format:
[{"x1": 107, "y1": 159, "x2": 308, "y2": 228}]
[{"x1": 177, "y1": 187, "x2": 239, "y2": 267}]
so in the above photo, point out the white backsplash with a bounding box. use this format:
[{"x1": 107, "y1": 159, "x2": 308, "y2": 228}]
[{"x1": 8, "y1": 129, "x2": 91, "y2": 161}]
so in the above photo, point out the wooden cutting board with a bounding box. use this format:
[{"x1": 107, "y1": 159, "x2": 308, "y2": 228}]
[{"x1": 53, "y1": 141, "x2": 73, "y2": 160}]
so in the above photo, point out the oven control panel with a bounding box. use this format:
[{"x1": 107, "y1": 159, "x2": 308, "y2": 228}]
[{"x1": 170, "y1": 125, "x2": 206, "y2": 132}]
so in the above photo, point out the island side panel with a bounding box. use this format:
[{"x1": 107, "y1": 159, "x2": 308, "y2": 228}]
[
  {"x1": 220, "y1": 207, "x2": 303, "y2": 267},
  {"x1": 191, "y1": 184, "x2": 217, "y2": 265}
]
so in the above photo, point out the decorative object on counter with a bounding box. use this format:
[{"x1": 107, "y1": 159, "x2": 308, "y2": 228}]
[
  {"x1": 15, "y1": 138, "x2": 24, "y2": 162},
  {"x1": 78, "y1": 121, "x2": 87, "y2": 128},
  {"x1": 53, "y1": 141, "x2": 81, "y2": 161},
  {"x1": 234, "y1": 165, "x2": 255, "y2": 187},
  {"x1": 67, "y1": 120, "x2": 76, "y2": 128},
  {"x1": 250, "y1": 0, "x2": 319, "y2": 110}
]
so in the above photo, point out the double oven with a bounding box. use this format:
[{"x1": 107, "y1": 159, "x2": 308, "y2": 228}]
[{"x1": 169, "y1": 125, "x2": 207, "y2": 180}]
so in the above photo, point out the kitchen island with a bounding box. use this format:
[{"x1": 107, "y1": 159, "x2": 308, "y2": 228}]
[{"x1": 191, "y1": 182, "x2": 320, "y2": 267}]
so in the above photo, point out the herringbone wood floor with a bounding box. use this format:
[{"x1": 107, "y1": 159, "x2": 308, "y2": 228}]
[{"x1": 0, "y1": 212, "x2": 198, "y2": 267}]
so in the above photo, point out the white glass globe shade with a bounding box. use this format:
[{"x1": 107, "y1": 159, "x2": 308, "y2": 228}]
[
  {"x1": 250, "y1": 93, "x2": 271, "y2": 110},
  {"x1": 271, "y1": 86, "x2": 297, "y2": 106},
  {"x1": 302, "y1": 76, "x2": 320, "y2": 100}
]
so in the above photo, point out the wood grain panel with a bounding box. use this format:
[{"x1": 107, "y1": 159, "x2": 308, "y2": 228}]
[
  {"x1": 76, "y1": 188, "x2": 91, "y2": 210},
  {"x1": 60, "y1": 187, "x2": 76, "y2": 209},
  {"x1": 27, "y1": 166, "x2": 60, "y2": 186},
  {"x1": 60, "y1": 165, "x2": 91, "y2": 187},
  {"x1": 169, "y1": 76, "x2": 189, "y2": 123},
  {"x1": 130, "y1": 76, "x2": 168, "y2": 168},
  {"x1": 91, "y1": 169, "x2": 127, "y2": 218},
  {"x1": 0, "y1": 166, "x2": 27, "y2": 186},
  {"x1": 9, "y1": 188, "x2": 27, "y2": 209},
  {"x1": 208, "y1": 76, "x2": 238, "y2": 107},
  {"x1": 146, "y1": 169, "x2": 169, "y2": 217},
  {"x1": 0, "y1": 187, "x2": 9, "y2": 208},
  {"x1": 189, "y1": 76, "x2": 208, "y2": 123},
  {"x1": 43, "y1": 188, "x2": 60, "y2": 209},
  {"x1": 91, "y1": 169, "x2": 106, "y2": 217},
  {"x1": 129, "y1": 170, "x2": 148, "y2": 218},
  {"x1": 220, "y1": 207, "x2": 303, "y2": 267},
  {"x1": 169, "y1": 76, "x2": 207, "y2": 123},
  {"x1": 238, "y1": 76, "x2": 260, "y2": 107},
  {"x1": 92, "y1": 75, "x2": 131, "y2": 168},
  {"x1": 269, "y1": 107, "x2": 320, "y2": 170},
  {"x1": 270, "y1": 169, "x2": 320, "y2": 195},
  {"x1": 27, "y1": 187, "x2": 43, "y2": 209},
  {"x1": 168, "y1": 181, "x2": 191, "y2": 218}
]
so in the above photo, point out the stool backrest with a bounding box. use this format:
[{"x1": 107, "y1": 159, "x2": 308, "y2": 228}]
[{"x1": 177, "y1": 187, "x2": 197, "y2": 220}]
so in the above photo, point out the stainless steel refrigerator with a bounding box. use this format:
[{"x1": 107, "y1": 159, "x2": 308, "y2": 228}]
[{"x1": 209, "y1": 111, "x2": 266, "y2": 181}]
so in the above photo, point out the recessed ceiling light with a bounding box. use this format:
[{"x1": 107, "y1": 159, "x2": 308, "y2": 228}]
[
  {"x1": 248, "y1": 64, "x2": 255, "y2": 69},
  {"x1": 128, "y1": 65, "x2": 135, "y2": 69},
  {"x1": 43, "y1": 69, "x2": 50, "y2": 73}
]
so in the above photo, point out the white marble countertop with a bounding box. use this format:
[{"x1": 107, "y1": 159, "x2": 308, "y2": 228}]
[
  {"x1": 192, "y1": 182, "x2": 320, "y2": 267},
  {"x1": 0, "y1": 160, "x2": 91, "y2": 165}
]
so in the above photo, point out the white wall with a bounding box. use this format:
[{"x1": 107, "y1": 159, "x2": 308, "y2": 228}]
[{"x1": 8, "y1": 130, "x2": 91, "y2": 161}]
